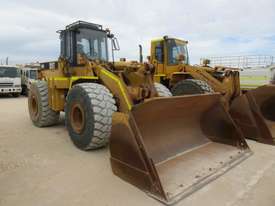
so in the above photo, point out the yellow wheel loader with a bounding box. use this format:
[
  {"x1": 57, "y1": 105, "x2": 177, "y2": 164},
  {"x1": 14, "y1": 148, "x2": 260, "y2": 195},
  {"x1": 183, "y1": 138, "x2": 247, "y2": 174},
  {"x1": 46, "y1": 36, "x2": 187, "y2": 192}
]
[
  {"x1": 147, "y1": 36, "x2": 275, "y2": 145},
  {"x1": 28, "y1": 21, "x2": 251, "y2": 204}
]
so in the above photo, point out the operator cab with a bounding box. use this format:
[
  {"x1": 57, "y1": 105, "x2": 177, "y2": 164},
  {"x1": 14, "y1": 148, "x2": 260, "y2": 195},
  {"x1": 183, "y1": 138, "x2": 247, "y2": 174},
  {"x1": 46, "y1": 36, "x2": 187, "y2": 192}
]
[
  {"x1": 59, "y1": 21, "x2": 119, "y2": 66},
  {"x1": 152, "y1": 36, "x2": 189, "y2": 66}
]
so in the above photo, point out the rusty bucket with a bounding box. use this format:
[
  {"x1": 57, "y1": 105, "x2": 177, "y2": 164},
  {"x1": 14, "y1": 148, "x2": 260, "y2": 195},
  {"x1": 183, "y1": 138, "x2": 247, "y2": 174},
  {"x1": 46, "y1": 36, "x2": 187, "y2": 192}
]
[
  {"x1": 110, "y1": 93, "x2": 251, "y2": 205},
  {"x1": 230, "y1": 85, "x2": 275, "y2": 145}
]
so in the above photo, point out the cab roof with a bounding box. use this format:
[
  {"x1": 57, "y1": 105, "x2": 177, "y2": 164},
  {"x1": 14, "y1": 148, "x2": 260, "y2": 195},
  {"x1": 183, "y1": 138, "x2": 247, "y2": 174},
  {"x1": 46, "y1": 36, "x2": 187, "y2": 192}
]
[
  {"x1": 66, "y1": 21, "x2": 103, "y2": 30},
  {"x1": 57, "y1": 21, "x2": 105, "y2": 33},
  {"x1": 151, "y1": 36, "x2": 188, "y2": 44}
]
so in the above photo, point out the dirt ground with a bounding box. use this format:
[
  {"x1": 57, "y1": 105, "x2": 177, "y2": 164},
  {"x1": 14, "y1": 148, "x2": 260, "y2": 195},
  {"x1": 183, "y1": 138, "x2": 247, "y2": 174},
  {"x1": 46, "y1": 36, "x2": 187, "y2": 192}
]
[{"x1": 1, "y1": 96, "x2": 275, "y2": 206}]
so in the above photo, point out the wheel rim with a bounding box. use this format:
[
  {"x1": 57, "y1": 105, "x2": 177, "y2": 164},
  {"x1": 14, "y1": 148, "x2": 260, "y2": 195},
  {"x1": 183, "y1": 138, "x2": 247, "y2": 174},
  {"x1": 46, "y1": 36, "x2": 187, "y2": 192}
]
[
  {"x1": 70, "y1": 103, "x2": 85, "y2": 134},
  {"x1": 30, "y1": 95, "x2": 38, "y2": 117}
]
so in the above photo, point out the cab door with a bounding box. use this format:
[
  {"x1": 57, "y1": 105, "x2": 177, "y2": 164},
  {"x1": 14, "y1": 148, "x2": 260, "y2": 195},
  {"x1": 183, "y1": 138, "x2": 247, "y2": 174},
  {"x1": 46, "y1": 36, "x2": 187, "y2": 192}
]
[{"x1": 151, "y1": 41, "x2": 165, "y2": 75}]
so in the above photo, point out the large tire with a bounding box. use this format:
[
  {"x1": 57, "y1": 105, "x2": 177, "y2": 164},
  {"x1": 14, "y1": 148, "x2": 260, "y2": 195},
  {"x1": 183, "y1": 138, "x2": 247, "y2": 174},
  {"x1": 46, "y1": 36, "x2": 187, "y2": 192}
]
[
  {"x1": 22, "y1": 85, "x2": 27, "y2": 96},
  {"x1": 65, "y1": 83, "x2": 117, "y2": 150},
  {"x1": 25, "y1": 88, "x2": 29, "y2": 97},
  {"x1": 154, "y1": 82, "x2": 172, "y2": 97},
  {"x1": 171, "y1": 79, "x2": 214, "y2": 96},
  {"x1": 28, "y1": 81, "x2": 60, "y2": 127}
]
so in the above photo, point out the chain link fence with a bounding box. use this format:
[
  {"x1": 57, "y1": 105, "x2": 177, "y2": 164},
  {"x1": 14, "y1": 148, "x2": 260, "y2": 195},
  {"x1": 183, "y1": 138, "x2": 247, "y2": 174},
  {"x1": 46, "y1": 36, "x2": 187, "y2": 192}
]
[{"x1": 200, "y1": 55, "x2": 274, "y2": 69}]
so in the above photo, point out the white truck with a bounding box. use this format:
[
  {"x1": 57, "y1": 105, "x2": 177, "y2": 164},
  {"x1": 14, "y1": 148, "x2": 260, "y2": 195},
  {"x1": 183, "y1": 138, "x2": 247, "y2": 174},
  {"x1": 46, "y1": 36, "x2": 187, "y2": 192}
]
[
  {"x1": 20, "y1": 67, "x2": 38, "y2": 96},
  {"x1": 0, "y1": 65, "x2": 22, "y2": 97}
]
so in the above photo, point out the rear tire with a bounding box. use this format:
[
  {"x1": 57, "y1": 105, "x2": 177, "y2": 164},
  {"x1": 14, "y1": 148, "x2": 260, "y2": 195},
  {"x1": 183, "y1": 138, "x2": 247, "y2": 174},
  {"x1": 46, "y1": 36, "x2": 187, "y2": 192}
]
[
  {"x1": 28, "y1": 81, "x2": 60, "y2": 127},
  {"x1": 65, "y1": 83, "x2": 117, "y2": 150},
  {"x1": 25, "y1": 89, "x2": 29, "y2": 96},
  {"x1": 171, "y1": 79, "x2": 213, "y2": 96},
  {"x1": 154, "y1": 82, "x2": 172, "y2": 97},
  {"x1": 22, "y1": 85, "x2": 28, "y2": 96}
]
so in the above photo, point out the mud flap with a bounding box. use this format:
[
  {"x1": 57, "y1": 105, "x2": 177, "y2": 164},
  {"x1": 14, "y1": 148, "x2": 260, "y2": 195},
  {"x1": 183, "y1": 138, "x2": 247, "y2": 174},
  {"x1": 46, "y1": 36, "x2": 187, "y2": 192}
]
[
  {"x1": 110, "y1": 94, "x2": 251, "y2": 205},
  {"x1": 230, "y1": 85, "x2": 275, "y2": 145}
]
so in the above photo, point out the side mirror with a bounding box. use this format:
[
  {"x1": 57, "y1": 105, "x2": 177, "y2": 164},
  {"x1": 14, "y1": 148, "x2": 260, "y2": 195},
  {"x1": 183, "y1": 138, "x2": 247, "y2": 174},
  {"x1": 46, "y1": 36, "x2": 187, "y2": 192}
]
[{"x1": 112, "y1": 38, "x2": 120, "y2": 51}]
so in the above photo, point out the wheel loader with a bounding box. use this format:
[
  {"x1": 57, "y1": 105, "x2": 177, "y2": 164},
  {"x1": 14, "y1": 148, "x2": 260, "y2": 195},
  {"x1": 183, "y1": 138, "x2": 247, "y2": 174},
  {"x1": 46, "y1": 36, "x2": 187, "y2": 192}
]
[
  {"x1": 147, "y1": 36, "x2": 275, "y2": 145},
  {"x1": 28, "y1": 21, "x2": 251, "y2": 205}
]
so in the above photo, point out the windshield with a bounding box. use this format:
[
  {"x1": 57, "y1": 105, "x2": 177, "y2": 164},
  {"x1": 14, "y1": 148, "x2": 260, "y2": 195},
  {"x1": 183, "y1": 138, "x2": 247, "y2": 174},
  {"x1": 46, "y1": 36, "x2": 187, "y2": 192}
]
[
  {"x1": 76, "y1": 28, "x2": 108, "y2": 61},
  {"x1": 0, "y1": 67, "x2": 20, "y2": 78},
  {"x1": 29, "y1": 70, "x2": 37, "y2": 79},
  {"x1": 167, "y1": 39, "x2": 189, "y2": 65}
]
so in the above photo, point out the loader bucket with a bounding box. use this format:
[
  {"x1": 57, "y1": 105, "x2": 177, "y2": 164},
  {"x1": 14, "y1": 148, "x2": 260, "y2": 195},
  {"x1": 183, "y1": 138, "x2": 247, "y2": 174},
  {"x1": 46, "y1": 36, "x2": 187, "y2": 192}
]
[
  {"x1": 110, "y1": 94, "x2": 251, "y2": 205},
  {"x1": 230, "y1": 85, "x2": 275, "y2": 145}
]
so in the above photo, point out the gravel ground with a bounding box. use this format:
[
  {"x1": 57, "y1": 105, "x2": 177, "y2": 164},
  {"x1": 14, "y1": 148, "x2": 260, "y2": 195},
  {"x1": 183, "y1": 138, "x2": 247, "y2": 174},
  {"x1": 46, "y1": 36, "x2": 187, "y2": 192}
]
[{"x1": 1, "y1": 96, "x2": 275, "y2": 206}]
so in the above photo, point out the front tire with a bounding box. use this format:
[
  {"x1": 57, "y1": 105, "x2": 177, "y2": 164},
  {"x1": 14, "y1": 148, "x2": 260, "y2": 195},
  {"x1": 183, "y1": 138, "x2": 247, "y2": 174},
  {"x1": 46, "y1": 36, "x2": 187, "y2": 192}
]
[
  {"x1": 171, "y1": 79, "x2": 213, "y2": 96},
  {"x1": 22, "y1": 85, "x2": 28, "y2": 96},
  {"x1": 65, "y1": 83, "x2": 117, "y2": 150}
]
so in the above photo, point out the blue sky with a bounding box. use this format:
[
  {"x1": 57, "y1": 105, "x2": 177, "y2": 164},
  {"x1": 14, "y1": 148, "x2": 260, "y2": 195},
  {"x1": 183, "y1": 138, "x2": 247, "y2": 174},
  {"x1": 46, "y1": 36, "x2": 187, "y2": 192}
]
[{"x1": 0, "y1": 0, "x2": 274, "y2": 64}]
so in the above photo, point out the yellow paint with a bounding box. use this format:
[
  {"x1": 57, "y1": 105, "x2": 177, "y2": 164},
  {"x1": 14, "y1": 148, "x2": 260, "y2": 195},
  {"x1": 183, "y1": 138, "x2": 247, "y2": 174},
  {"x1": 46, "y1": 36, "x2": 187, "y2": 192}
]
[
  {"x1": 69, "y1": 76, "x2": 98, "y2": 88},
  {"x1": 100, "y1": 69, "x2": 132, "y2": 110},
  {"x1": 151, "y1": 37, "x2": 164, "y2": 43},
  {"x1": 172, "y1": 72, "x2": 189, "y2": 75},
  {"x1": 47, "y1": 77, "x2": 68, "y2": 81},
  {"x1": 47, "y1": 76, "x2": 98, "y2": 88},
  {"x1": 154, "y1": 74, "x2": 166, "y2": 83},
  {"x1": 154, "y1": 74, "x2": 166, "y2": 77}
]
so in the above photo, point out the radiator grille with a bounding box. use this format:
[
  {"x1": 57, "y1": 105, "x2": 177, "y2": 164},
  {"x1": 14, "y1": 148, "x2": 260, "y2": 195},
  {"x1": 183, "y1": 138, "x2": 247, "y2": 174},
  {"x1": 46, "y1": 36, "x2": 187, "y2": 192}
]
[{"x1": 0, "y1": 83, "x2": 13, "y2": 87}]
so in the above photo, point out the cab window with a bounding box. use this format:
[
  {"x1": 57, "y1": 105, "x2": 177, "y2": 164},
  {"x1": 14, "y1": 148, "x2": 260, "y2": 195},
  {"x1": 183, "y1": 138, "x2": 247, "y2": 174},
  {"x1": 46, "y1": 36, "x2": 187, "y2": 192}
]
[
  {"x1": 155, "y1": 42, "x2": 164, "y2": 63},
  {"x1": 167, "y1": 39, "x2": 189, "y2": 65}
]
